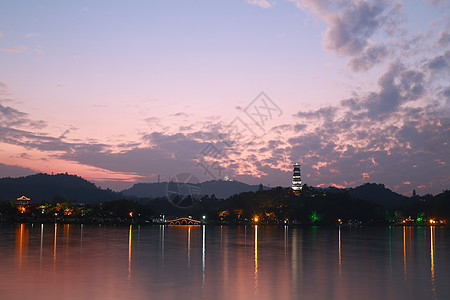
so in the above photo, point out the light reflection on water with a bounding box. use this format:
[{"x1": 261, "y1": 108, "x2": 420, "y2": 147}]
[{"x1": 0, "y1": 224, "x2": 449, "y2": 300}]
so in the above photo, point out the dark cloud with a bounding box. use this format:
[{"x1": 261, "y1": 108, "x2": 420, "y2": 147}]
[
  {"x1": 443, "y1": 86, "x2": 450, "y2": 104},
  {"x1": 0, "y1": 163, "x2": 35, "y2": 178},
  {"x1": 282, "y1": 62, "x2": 447, "y2": 194},
  {"x1": 348, "y1": 45, "x2": 389, "y2": 72},
  {"x1": 286, "y1": 101, "x2": 449, "y2": 194},
  {"x1": 437, "y1": 29, "x2": 450, "y2": 47},
  {"x1": 427, "y1": 51, "x2": 450, "y2": 71},
  {"x1": 325, "y1": 1, "x2": 389, "y2": 55},
  {"x1": 297, "y1": 0, "x2": 402, "y2": 71},
  {"x1": 293, "y1": 124, "x2": 307, "y2": 132},
  {"x1": 294, "y1": 106, "x2": 337, "y2": 119},
  {"x1": 361, "y1": 63, "x2": 424, "y2": 118},
  {"x1": 0, "y1": 103, "x2": 46, "y2": 129}
]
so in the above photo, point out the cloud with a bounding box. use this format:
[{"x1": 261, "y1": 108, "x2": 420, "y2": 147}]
[
  {"x1": 2, "y1": 46, "x2": 29, "y2": 53},
  {"x1": 427, "y1": 51, "x2": 450, "y2": 70},
  {"x1": 247, "y1": 0, "x2": 273, "y2": 8},
  {"x1": 25, "y1": 32, "x2": 40, "y2": 38},
  {"x1": 0, "y1": 103, "x2": 47, "y2": 129},
  {"x1": 57, "y1": 131, "x2": 211, "y2": 180},
  {"x1": 289, "y1": 0, "x2": 403, "y2": 71},
  {"x1": 324, "y1": 1, "x2": 389, "y2": 55},
  {"x1": 443, "y1": 86, "x2": 450, "y2": 104},
  {"x1": 0, "y1": 32, "x2": 3, "y2": 38},
  {"x1": 424, "y1": 0, "x2": 448, "y2": 7},
  {"x1": 0, "y1": 81, "x2": 7, "y2": 89},
  {"x1": 0, "y1": 163, "x2": 35, "y2": 178},
  {"x1": 361, "y1": 63, "x2": 424, "y2": 117},
  {"x1": 436, "y1": 29, "x2": 450, "y2": 47},
  {"x1": 348, "y1": 45, "x2": 389, "y2": 72}
]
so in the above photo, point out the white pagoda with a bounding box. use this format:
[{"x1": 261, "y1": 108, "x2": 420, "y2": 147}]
[{"x1": 292, "y1": 163, "x2": 302, "y2": 191}]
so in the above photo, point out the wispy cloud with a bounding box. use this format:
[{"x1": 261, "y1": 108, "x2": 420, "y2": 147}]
[
  {"x1": 247, "y1": 0, "x2": 273, "y2": 8},
  {"x1": 25, "y1": 32, "x2": 40, "y2": 39},
  {"x1": 0, "y1": 103, "x2": 47, "y2": 129},
  {"x1": 2, "y1": 46, "x2": 29, "y2": 53}
]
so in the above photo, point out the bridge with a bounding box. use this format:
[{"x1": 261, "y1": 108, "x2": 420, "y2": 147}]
[{"x1": 167, "y1": 217, "x2": 202, "y2": 225}]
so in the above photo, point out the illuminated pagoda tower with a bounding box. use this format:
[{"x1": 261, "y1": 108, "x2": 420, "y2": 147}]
[
  {"x1": 16, "y1": 195, "x2": 31, "y2": 214},
  {"x1": 292, "y1": 163, "x2": 302, "y2": 192}
]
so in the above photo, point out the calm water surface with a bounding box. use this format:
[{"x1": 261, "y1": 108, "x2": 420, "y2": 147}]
[{"x1": 0, "y1": 224, "x2": 449, "y2": 300}]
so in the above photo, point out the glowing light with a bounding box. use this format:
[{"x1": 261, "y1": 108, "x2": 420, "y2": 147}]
[
  {"x1": 202, "y1": 215, "x2": 206, "y2": 219},
  {"x1": 310, "y1": 211, "x2": 321, "y2": 222},
  {"x1": 254, "y1": 216, "x2": 259, "y2": 222},
  {"x1": 129, "y1": 212, "x2": 133, "y2": 217}
]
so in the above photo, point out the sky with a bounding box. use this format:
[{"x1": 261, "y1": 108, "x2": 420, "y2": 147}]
[{"x1": 0, "y1": 0, "x2": 448, "y2": 195}]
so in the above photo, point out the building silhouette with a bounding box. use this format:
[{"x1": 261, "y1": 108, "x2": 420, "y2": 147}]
[{"x1": 292, "y1": 163, "x2": 302, "y2": 191}]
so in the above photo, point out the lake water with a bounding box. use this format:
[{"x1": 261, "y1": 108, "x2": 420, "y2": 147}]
[{"x1": 0, "y1": 224, "x2": 449, "y2": 300}]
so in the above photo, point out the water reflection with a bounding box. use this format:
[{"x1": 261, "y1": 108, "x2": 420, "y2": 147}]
[
  {"x1": 3, "y1": 224, "x2": 450, "y2": 300},
  {"x1": 53, "y1": 223, "x2": 57, "y2": 264},
  {"x1": 338, "y1": 226, "x2": 342, "y2": 277},
  {"x1": 40, "y1": 224, "x2": 44, "y2": 263},
  {"x1": 187, "y1": 226, "x2": 191, "y2": 267},
  {"x1": 284, "y1": 225, "x2": 288, "y2": 257},
  {"x1": 403, "y1": 226, "x2": 407, "y2": 278},
  {"x1": 202, "y1": 224, "x2": 205, "y2": 291},
  {"x1": 430, "y1": 226, "x2": 435, "y2": 298},
  {"x1": 160, "y1": 224, "x2": 165, "y2": 262},
  {"x1": 15, "y1": 223, "x2": 28, "y2": 267},
  {"x1": 128, "y1": 225, "x2": 132, "y2": 280},
  {"x1": 254, "y1": 225, "x2": 258, "y2": 294}
]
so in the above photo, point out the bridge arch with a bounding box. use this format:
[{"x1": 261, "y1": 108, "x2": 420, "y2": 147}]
[{"x1": 168, "y1": 217, "x2": 202, "y2": 225}]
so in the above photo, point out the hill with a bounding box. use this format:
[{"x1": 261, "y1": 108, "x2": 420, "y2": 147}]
[
  {"x1": 121, "y1": 180, "x2": 268, "y2": 199},
  {"x1": 323, "y1": 183, "x2": 410, "y2": 208},
  {"x1": 0, "y1": 173, "x2": 123, "y2": 204}
]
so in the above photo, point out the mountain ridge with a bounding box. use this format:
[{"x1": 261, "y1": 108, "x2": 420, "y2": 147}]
[{"x1": 0, "y1": 173, "x2": 420, "y2": 208}]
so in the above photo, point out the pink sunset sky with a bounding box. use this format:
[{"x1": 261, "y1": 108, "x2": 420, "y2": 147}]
[{"x1": 0, "y1": 0, "x2": 448, "y2": 195}]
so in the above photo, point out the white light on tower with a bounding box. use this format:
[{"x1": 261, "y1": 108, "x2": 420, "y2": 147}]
[{"x1": 292, "y1": 163, "x2": 302, "y2": 191}]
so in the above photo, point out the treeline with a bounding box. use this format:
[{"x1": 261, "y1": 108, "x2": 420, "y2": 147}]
[
  {"x1": 0, "y1": 198, "x2": 155, "y2": 224},
  {"x1": 1, "y1": 186, "x2": 449, "y2": 225}
]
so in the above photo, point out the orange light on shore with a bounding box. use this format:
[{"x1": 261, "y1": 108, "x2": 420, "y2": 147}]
[
  {"x1": 129, "y1": 212, "x2": 133, "y2": 217},
  {"x1": 254, "y1": 216, "x2": 259, "y2": 222}
]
